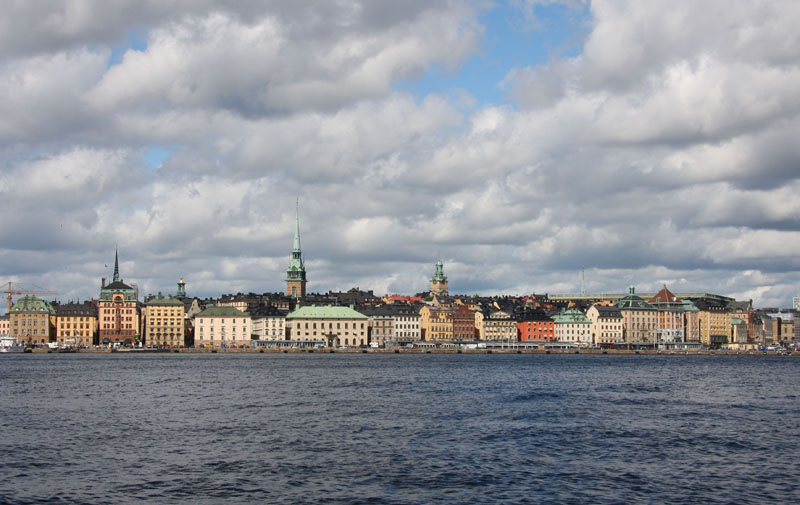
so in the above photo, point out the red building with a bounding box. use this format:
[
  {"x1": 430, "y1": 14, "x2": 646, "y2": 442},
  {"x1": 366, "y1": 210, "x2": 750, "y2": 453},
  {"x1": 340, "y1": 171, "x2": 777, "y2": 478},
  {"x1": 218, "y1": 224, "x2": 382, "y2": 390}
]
[
  {"x1": 452, "y1": 304, "x2": 476, "y2": 341},
  {"x1": 517, "y1": 310, "x2": 554, "y2": 341}
]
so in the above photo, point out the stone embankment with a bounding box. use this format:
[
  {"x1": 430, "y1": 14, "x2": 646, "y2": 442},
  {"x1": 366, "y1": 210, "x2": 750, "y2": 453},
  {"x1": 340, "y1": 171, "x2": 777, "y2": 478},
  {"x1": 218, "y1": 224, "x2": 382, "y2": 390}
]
[{"x1": 42, "y1": 347, "x2": 799, "y2": 356}]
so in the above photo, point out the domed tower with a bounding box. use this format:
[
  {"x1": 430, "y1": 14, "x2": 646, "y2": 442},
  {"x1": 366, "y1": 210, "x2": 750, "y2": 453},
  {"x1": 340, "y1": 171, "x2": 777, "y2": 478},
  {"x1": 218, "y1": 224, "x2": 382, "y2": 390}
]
[{"x1": 430, "y1": 259, "x2": 448, "y2": 296}]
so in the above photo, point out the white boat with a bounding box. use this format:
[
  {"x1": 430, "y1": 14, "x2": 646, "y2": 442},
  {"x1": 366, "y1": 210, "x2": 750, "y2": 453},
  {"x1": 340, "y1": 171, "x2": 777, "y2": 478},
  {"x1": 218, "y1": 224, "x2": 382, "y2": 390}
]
[{"x1": 0, "y1": 335, "x2": 24, "y2": 353}]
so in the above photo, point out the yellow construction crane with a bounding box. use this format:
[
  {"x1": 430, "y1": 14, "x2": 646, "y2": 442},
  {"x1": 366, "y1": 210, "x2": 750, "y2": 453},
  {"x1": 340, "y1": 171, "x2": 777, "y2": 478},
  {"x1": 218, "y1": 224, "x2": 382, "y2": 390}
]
[{"x1": 4, "y1": 282, "x2": 58, "y2": 313}]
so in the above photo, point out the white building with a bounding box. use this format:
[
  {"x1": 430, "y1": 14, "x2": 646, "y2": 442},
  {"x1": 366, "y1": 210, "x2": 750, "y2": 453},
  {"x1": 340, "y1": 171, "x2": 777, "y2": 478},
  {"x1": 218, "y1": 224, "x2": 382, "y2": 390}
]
[
  {"x1": 553, "y1": 308, "x2": 593, "y2": 346},
  {"x1": 194, "y1": 306, "x2": 252, "y2": 348}
]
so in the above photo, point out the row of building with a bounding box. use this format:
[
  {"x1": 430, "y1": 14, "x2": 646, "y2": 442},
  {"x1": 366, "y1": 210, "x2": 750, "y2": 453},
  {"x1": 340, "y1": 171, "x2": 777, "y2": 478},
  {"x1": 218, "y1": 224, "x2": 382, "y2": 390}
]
[
  {"x1": 3, "y1": 273, "x2": 798, "y2": 350},
  {"x1": 3, "y1": 207, "x2": 798, "y2": 350}
]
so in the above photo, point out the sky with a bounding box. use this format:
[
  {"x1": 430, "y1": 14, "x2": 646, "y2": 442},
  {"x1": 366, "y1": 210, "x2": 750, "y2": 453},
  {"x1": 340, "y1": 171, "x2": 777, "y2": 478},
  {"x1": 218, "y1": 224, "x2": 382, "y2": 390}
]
[{"x1": 1, "y1": 0, "x2": 799, "y2": 312}]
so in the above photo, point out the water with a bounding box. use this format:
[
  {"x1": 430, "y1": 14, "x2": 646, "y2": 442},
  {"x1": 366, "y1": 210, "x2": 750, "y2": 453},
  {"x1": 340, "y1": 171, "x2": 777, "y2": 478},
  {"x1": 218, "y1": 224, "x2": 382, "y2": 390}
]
[{"x1": 1, "y1": 353, "x2": 798, "y2": 504}]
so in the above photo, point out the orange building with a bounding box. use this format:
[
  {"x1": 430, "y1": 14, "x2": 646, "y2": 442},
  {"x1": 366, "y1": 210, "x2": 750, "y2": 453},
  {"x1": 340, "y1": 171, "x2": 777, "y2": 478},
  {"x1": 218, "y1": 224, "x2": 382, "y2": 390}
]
[
  {"x1": 98, "y1": 251, "x2": 140, "y2": 345},
  {"x1": 517, "y1": 310, "x2": 555, "y2": 341}
]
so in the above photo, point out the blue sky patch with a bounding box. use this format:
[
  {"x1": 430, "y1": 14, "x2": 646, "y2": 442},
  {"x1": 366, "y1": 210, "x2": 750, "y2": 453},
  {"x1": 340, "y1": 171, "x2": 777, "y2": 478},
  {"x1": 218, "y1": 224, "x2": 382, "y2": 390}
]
[
  {"x1": 108, "y1": 29, "x2": 149, "y2": 68},
  {"x1": 393, "y1": 2, "x2": 590, "y2": 105}
]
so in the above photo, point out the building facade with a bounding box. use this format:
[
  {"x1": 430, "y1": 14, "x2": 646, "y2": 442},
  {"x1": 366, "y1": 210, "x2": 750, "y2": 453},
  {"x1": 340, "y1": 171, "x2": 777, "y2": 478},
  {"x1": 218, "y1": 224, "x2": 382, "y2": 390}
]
[
  {"x1": 420, "y1": 305, "x2": 453, "y2": 341},
  {"x1": 9, "y1": 295, "x2": 56, "y2": 345},
  {"x1": 286, "y1": 305, "x2": 368, "y2": 347},
  {"x1": 586, "y1": 304, "x2": 623, "y2": 346},
  {"x1": 553, "y1": 308, "x2": 593, "y2": 346},
  {"x1": 517, "y1": 309, "x2": 555, "y2": 342},
  {"x1": 250, "y1": 305, "x2": 288, "y2": 341},
  {"x1": 452, "y1": 304, "x2": 476, "y2": 341},
  {"x1": 55, "y1": 301, "x2": 97, "y2": 348},
  {"x1": 143, "y1": 293, "x2": 185, "y2": 347},
  {"x1": 615, "y1": 286, "x2": 658, "y2": 343},
  {"x1": 483, "y1": 310, "x2": 517, "y2": 342},
  {"x1": 194, "y1": 306, "x2": 252, "y2": 348},
  {"x1": 98, "y1": 251, "x2": 140, "y2": 345}
]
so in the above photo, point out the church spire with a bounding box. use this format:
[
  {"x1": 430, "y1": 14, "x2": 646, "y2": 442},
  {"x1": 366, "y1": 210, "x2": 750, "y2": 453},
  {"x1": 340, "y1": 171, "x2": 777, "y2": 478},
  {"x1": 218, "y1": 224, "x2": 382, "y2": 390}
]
[
  {"x1": 286, "y1": 199, "x2": 307, "y2": 300},
  {"x1": 113, "y1": 248, "x2": 120, "y2": 283},
  {"x1": 293, "y1": 198, "x2": 301, "y2": 253}
]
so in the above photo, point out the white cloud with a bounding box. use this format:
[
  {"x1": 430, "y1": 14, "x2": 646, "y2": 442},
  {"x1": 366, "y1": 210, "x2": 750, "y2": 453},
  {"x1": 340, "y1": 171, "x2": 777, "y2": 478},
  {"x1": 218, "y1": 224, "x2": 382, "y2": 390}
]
[{"x1": 2, "y1": 0, "x2": 799, "y2": 310}]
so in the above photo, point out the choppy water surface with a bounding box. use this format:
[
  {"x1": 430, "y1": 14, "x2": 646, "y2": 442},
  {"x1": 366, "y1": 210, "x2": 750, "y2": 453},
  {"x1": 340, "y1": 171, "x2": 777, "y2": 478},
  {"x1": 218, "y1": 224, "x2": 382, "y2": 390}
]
[{"x1": 1, "y1": 353, "x2": 798, "y2": 504}]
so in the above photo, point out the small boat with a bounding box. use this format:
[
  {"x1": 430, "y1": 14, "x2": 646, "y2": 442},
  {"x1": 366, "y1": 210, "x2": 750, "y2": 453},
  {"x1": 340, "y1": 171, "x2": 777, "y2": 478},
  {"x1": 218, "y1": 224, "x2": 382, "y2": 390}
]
[{"x1": 0, "y1": 335, "x2": 25, "y2": 353}]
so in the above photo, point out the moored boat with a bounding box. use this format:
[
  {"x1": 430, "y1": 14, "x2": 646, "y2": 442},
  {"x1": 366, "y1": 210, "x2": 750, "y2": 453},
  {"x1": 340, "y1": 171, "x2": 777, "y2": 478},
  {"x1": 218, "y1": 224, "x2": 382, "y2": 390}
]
[{"x1": 0, "y1": 335, "x2": 24, "y2": 353}]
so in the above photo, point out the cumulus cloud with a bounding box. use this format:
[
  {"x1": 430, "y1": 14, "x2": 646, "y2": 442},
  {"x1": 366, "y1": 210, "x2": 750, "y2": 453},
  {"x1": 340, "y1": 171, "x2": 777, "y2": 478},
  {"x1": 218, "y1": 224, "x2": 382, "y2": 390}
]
[{"x1": 1, "y1": 0, "x2": 799, "y2": 310}]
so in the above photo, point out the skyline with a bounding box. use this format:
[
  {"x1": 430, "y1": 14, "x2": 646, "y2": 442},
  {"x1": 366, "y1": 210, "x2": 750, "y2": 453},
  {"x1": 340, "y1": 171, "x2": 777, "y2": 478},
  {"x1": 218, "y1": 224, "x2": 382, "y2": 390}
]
[{"x1": 1, "y1": 1, "x2": 799, "y2": 310}]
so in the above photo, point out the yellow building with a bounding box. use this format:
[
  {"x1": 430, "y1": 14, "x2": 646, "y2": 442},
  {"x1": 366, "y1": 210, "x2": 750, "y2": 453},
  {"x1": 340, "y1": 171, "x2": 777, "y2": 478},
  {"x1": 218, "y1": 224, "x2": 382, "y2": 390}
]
[
  {"x1": 9, "y1": 295, "x2": 56, "y2": 345},
  {"x1": 55, "y1": 301, "x2": 97, "y2": 348},
  {"x1": 419, "y1": 305, "x2": 453, "y2": 341},
  {"x1": 143, "y1": 294, "x2": 186, "y2": 347},
  {"x1": 694, "y1": 300, "x2": 731, "y2": 347}
]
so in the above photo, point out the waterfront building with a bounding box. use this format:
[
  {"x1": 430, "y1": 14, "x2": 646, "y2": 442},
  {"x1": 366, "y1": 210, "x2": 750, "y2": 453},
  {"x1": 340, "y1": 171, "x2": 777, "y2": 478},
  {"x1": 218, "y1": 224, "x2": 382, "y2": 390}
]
[
  {"x1": 615, "y1": 286, "x2": 658, "y2": 343},
  {"x1": 483, "y1": 310, "x2": 517, "y2": 342},
  {"x1": 9, "y1": 295, "x2": 56, "y2": 345},
  {"x1": 452, "y1": 304, "x2": 476, "y2": 341},
  {"x1": 194, "y1": 306, "x2": 252, "y2": 348},
  {"x1": 419, "y1": 305, "x2": 453, "y2": 341},
  {"x1": 55, "y1": 301, "x2": 97, "y2": 347},
  {"x1": 516, "y1": 309, "x2": 555, "y2": 342},
  {"x1": 286, "y1": 203, "x2": 307, "y2": 300},
  {"x1": 648, "y1": 285, "x2": 687, "y2": 344},
  {"x1": 586, "y1": 304, "x2": 623, "y2": 346},
  {"x1": 388, "y1": 303, "x2": 422, "y2": 342},
  {"x1": 727, "y1": 300, "x2": 754, "y2": 343},
  {"x1": 0, "y1": 314, "x2": 9, "y2": 335},
  {"x1": 286, "y1": 305, "x2": 368, "y2": 347},
  {"x1": 143, "y1": 293, "x2": 185, "y2": 347},
  {"x1": 250, "y1": 305, "x2": 288, "y2": 341},
  {"x1": 359, "y1": 305, "x2": 394, "y2": 345},
  {"x1": 692, "y1": 298, "x2": 731, "y2": 348},
  {"x1": 553, "y1": 307, "x2": 592, "y2": 346},
  {"x1": 98, "y1": 250, "x2": 140, "y2": 345},
  {"x1": 430, "y1": 259, "x2": 448, "y2": 296}
]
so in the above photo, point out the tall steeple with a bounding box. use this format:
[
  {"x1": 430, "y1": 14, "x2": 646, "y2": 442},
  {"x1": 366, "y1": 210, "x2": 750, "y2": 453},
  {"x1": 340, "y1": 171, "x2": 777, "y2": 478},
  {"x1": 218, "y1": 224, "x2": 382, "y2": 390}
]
[
  {"x1": 286, "y1": 200, "x2": 307, "y2": 300},
  {"x1": 293, "y1": 199, "x2": 301, "y2": 253},
  {"x1": 113, "y1": 248, "x2": 120, "y2": 283}
]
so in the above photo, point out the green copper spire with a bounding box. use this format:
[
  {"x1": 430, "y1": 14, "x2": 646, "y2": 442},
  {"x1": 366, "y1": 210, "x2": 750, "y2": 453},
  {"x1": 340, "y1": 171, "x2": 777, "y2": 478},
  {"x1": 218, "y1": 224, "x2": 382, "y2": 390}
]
[
  {"x1": 177, "y1": 276, "x2": 186, "y2": 297},
  {"x1": 293, "y1": 199, "x2": 301, "y2": 253},
  {"x1": 286, "y1": 201, "x2": 306, "y2": 283}
]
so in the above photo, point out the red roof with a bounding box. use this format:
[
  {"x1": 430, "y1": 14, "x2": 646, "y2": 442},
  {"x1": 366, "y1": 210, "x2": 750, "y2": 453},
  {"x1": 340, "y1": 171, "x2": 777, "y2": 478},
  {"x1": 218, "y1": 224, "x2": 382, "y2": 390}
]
[{"x1": 649, "y1": 284, "x2": 681, "y2": 304}]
